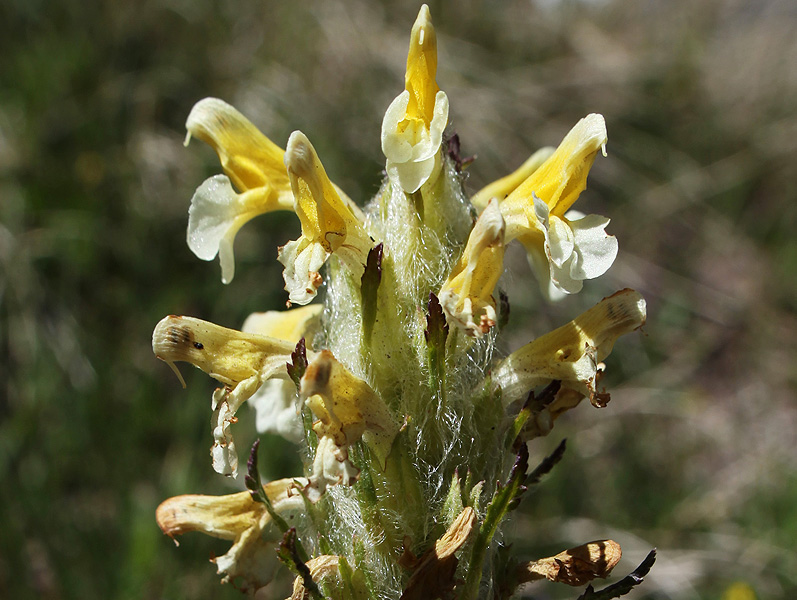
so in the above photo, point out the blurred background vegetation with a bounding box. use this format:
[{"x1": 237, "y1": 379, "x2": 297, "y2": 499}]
[{"x1": 1, "y1": 0, "x2": 795, "y2": 598}]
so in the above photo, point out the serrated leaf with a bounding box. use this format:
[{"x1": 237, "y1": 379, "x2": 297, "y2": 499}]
[
  {"x1": 526, "y1": 438, "x2": 566, "y2": 487},
  {"x1": 243, "y1": 440, "x2": 291, "y2": 535}
]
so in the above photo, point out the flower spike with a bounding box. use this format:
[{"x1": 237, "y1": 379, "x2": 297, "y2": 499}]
[
  {"x1": 499, "y1": 114, "x2": 617, "y2": 297},
  {"x1": 439, "y1": 198, "x2": 506, "y2": 337},
  {"x1": 184, "y1": 98, "x2": 294, "y2": 283},
  {"x1": 278, "y1": 131, "x2": 372, "y2": 305},
  {"x1": 381, "y1": 4, "x2": 449, "y2": 193}
]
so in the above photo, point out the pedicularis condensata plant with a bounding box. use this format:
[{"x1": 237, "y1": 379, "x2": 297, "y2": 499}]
[{"x1": 152, "y1": 6, "x2": 655, "y2": 599}]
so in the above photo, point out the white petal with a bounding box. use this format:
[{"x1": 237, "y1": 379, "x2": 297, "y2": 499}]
[
  {"x1": 211, "y1": 399, "x2": 238, "y2": 477},
  {"x1": 381, "y1": 91, "x2": 413, "y2": 163},
  {"x1": 424, "y1": 90, "x2": 449, "y2": 160},
  {"x1": 249, "y1": 379, "x2": 303, "y2": 443},
  {"x1": 381, "y1": 91, "x2": 449, "y2": 193},
  {"x1": 546, "y1": 215, "x2": 575, "y2": 268},
  {"x1": 569, "y1": 214, "x2": 618, "y2": 280},
  {"x1": 309, "y1": 435, "x2": 359, "y2": 495},
  {"x1": 187, "y1": 174, "x2": 241, "y2": 261},
  {"x1": 278, "y1": 239, "x2": 329, "y2": 305},
  {"x1": 386, "y1": 153, "x2": 437, "y2": 195},
  {"x1": 550, "y1": 255, "x2": 584, "y2": 295},
  {"x1": 532, "y1": 194, "x2": 550, "y2": 229}
]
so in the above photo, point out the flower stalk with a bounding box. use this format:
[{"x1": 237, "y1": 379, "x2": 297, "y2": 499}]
[{"x1": 152, "y1": 5, "x2": 653, "y2": 598}]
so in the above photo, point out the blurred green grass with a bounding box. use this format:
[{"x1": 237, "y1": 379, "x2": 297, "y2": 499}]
[{"x1": 1, "y1": 0, "x2": 795, "y2": 598}]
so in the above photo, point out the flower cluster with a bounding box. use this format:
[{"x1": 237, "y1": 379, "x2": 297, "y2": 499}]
[{"x1": 152, "y1": 6, "x2": 651, "y2": 598}]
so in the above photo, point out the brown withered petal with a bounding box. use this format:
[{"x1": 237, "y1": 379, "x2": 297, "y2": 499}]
[
  {"x1": 400, "y1": 507, "x2": 476, "y2": 600},
  {"x1": 518, "y1": 539, "x2": 622, "y2": 586},
  {"x1": 289, "y1": 555, "x2": 341, "y2": 600}
]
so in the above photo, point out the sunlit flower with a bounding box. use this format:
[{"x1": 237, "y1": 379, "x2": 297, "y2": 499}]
[
  {"x1": 438, "y1": 198, "x2": 506, "y2": 337},
  {"x1": 492, "y1": 288, "x2": 646, "y2": 408},
  {"x1": 278, "y1": 131, "x2": 372, "y2": 305},
  {"x1": 381, "y1": 4, "x2": 449, "y2": 193},
  {"x1": 516, "y1": 540, "x2": 622, "y2": 586},
  {"x1": 301, "y1": 350, "x2": 398, "y2": 470},
  {"x1": 184, "y1": 98, "x2": 294, "y2": 284},
  {"x1": 152, "y1": 315, "x2": 295, "y2": 476},
  {"x1": 156, "y1": 477, "x2": 306, "y2": 593},
  {"x1": 494, "y1": 114, "x2": 617, "y2": 297}
]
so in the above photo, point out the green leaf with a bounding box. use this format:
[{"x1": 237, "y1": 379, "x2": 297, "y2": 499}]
[
  {"x1": 462, "y1": 445, "x2": 529, "y2": 599},
  {"x1": 425, "y1": 292, "x2": 448, "y2": 397},
  {"x1": 462, "y1": 440, "x2": 568, "y2": 600}
]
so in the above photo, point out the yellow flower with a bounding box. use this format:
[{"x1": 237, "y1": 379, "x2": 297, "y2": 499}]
[
  {"x1": 438, "y1": 198, "x2": 506, "y2": 337},
  {"x1": 494, "y1": 114, "x2": 617, "y2": 297},
  {"x1": 492, "y1": 288, "x2": 646, "y2": 407},
  {"x1": 278, "y1": 131, "x2": 372, "y2": 305},
  {"x1": 301, "y1": 350, "x2": 398, "y2": 487},
  {"x1": 152, "y1": 315, "x2": 296, "y2": 476},
  {"x1": 156, "y1": 478, "x2": 307, "y2": 594},
  {"x1": 184, "y1": 98, "x2": 293, "y2": 283},
  {"x1": 381, "y1": 4, "x2": 449, "y2": 193}
]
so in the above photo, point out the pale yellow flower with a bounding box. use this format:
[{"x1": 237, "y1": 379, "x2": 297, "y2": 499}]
[
  {"x1": 381, "y1": 4, "x2": 449, "y2": 193},
  {"x1": 495, "y1": 114, "x2": 617, "y2": 297},
  {"x1": 438, "y1": 198, "x2": 506, "y2": 337},
  {"x1": 492, "y1": 288, "x2": 646, "y2": 407},
  {"x1": 470, "y1": 146, "x2": 555, "y2": 211},
  {"x1": 152, "y1": 315, "x2": 295, "y2": 476},
  {"x1": 156, "y1": 478, "x2": 307, "y2": 594},
  {"x1": 184, "y1": 98, "x2": 294, "y2": 283},
  {"x1": 278, "y1": 131, "x2": 372, "y2": 305},
  {"x1": 301, "y1": 351, "x2": 398, "y2": 480}
]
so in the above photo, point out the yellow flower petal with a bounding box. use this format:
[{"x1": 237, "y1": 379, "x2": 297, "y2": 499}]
[
  {"x1": 380, "y1": 5, "x2": 449, "y2": 193},
  {"x1": 185, "y1": 97, "x2": 292, "y2": 202},
  {"x1": 241, "y1": 304, "x2": 323, "y2": 344},
  {"x1": 152, "y1": 315, "x2": 295, "y2": 388},
  {"x1": 405, "y1": 4, "x2": 439, "y2": 126},
  {"x1": 153, "y1": 315, "x2": 298, "y2": 476},
  {"x1": 439, "y1": 199, "x2": 506, "y2": 337},
  {"x1": 470, "y1": 146, "x2": 555, "y2": 211},
  {"x1": 156, "y1": 478, "x2": 307, "y2": 594},
  {"x1": 501, "y1": 114, "x2": 608, "y2": 241}
]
